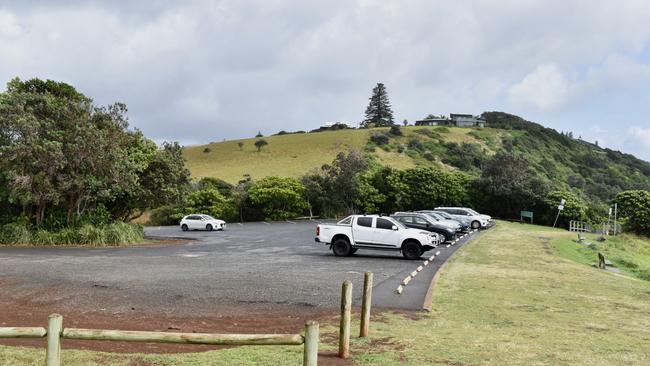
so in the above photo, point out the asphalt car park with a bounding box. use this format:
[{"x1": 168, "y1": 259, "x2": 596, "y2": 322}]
[{"x1": 0, "y1": 221, "x2": 482, "y2": 314}]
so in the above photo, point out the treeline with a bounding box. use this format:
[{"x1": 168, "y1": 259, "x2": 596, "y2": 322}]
[
  {"x1": 151, "y1": 147, "x2": 650, "y2": 236},
  {"x1": 0, "y1": 78, "x2": 190, "y2": 244}
]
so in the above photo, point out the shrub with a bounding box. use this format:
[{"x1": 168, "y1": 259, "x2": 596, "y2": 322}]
[
  {"x1": 105, "y1": 222, "x2": 144, "y2": 245},
  {"x1": 34, "y1": 230, "x2": 57, "y2": 245},
  {"x1": 149, "y1": 205, "x2": 186, "y2": 226},
  {"x1": 0, "y1": 223, "x2": 32, "y2": 245},
  {"x1": 414, "y1": 129, "x2": 441, "y2": 139},
  {"x1": 370, "y1": 132, "x2": 390, "y2": 145},
  {"x1": 78, "y1": 224, "x2": 106, "y2": 246},
  {"x1": 396, "y1": 144, "x2": 405, "y2": 153},
  {"x1": 248, "y1": 176, "x2": 307, "y2": 220},
  {"x1": 389, "y1": 125, "x2": 403, "y2": 136},
  {"x1": 408, "y1": 138, "x2": 423, "y2": 150},
  {"x1": 423, "y1": 151, "x2": 435, "y2": 161},
  {"x1": 614, "y1": 190, "x2": 650, "y2": 236},
  {"x1": 203, "y1": 147, "x2": 211, "y2": 153},
  {"x1": 53, "y1": 228, "x2": 81, "y2": 245}
]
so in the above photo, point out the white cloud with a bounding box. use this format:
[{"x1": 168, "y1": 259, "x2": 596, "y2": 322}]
[
  {"x1": 629, "y1": 126, "x2": 650, "y2": 147},
  {"x1": 507, "y1": 64, "x2": 574, "y2": 110}
]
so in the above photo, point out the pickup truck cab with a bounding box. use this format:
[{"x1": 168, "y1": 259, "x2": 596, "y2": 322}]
[{"x1": 315, "y1": 215, "x2": 438, "y2": 260}]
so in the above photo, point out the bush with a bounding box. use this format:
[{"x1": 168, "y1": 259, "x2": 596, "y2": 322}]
[
  {"x1": 78, "y1": 224, "x2": 106, "y2": 246},
  {"x1": 408, "y1": 138, "x2": 423, "y2": 150},
  {"x1": 105, "y1": 222, "x2": 144, "y2": 245},
  {"x1": 248, "y1": 176, "x2": 307, "y2": 220},
  {"x1": 434, "y1": 126, "x2": 450, "y2": 133},
  {"x1": 203, "y1": 147, "x2": 211, "y2": 153},
  {"x1": 615, "y1": 190, "x2": 650, "y2": 236},
  {"x1": 423, "y1": 151, "x2": 435, "y2": 161},
  {"x1": 370, "y1": 133, "x2": 390, "y2": 145},
  {"x1": 389, "y1": 125, "x2": 403, "y2": 136},
  {"x1": 0, "y1": 223, "x2": 32, "y2": 245},
  {"x1": 149, "y1": 205, "x2": 186, "y2": 226}
]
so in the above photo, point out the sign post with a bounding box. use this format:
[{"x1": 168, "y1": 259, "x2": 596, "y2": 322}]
[{"x1": 553, "y1": 199, "x2": 566, "y2": 228}]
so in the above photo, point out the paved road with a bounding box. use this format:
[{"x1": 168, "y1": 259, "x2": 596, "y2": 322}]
[{"x1": 0, "y1": 221, "x2": 480, "y2": 314}]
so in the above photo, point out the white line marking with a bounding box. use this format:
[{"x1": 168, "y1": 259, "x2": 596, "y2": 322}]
[
  {"x1": 423, "y1": 260, "x2": 429, "y2": 266},
  {"x1": 416, "y1": 266, "x2": 423, "y2": 272},
  {"x1": 446, "y1": 245, "x2": 450, "y2": 248},
  {"x1": 262, "y1": 222, "x2": 270, "y2": 225},
  {"x1": 396, "y1": 286, "x2": 403, "y2": 294},
  {"x1": 402, "y1": 277, "x2": 411, "y2": 285},
  {"x1": 285, "y1": 220, "x2": 296, "y2": 224},
  {"x1": 410, "y1": 271, "x2": 418, "y2": 277}
]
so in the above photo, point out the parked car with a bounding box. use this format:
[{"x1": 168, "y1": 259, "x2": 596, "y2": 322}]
[
  {"x1": 421, "y1": 210, "x2": 471, "y2": 232},
  {"x1": 180, "y1": 214, "x2": 226, "y2": 231},
  {"x1": 315, "y1": 215, "x2": 439, "y2": 260},
  {"x1": 434, "y1": 207, "x2": 493, "y2": 229},
  {"x1": 414, "y1": 211, "x2": 462, "y2": 232},
  {"x1": 391, "y1": 212, "x2": 458, "y2": 242}
]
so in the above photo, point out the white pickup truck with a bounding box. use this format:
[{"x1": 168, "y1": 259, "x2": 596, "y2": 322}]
[{"x1": 315, "y1": 215, "x2": 439, "y2": 260}]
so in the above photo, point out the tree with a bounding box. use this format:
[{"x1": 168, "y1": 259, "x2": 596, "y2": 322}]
[
  {"x1": 614, "y1": 190, "x2": 650, "y2": 236},
  {"x1": 542, "y1": 190, "x2": 587, "y2": 227},
  {"x1": 361, "y1": 83, "x2": 394, "y2": 127},
  {"x1": 237, "y1": 141, "x2": 244, "y2": 151},
  {"x1": 399, "y1": 167, "x2": 471, "y2": 210},
  {"x1": 474, "y1": 153, "x2": 548, "y2": 218},
  {"x1": 197, "y1": 177, "x2": 233, "y2": 197},
  {"x1": 248, "y1": 177, "x2": 307, "y2": 220},
  {"x1": 320, "y1": 150, "x2": 369, "y2": 214},
  {"x1": 186, "y1": 188, "x2": 235, "y2": 220},
  {"x1": 255, "y1": 131, "x2": 263, "y2": 137},
  {"x1": 403, "y1": 119, "x2": 408, "y2": 126},
  {"x1": 254, "y1": 139, "x2": 268, "y2": 152}
]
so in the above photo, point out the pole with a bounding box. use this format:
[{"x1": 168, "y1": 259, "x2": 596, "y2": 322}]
[
  {"x1": 338, "y1": 280, "x2": 352, "y2": 359},
  {"x1": 613, "y1": 203, "x2": 618, "y2": 235},
  {"x1": 359, "y1": 272, "x2": 373, "y2": 337},
  {"x1": 553, "y1": 210, "x2": 561, "y2": 228},
  {"x1": 46, "y1": 314, "x2": 63, "y2": 366},
  {"x1": 303, "y1": 321, "x2": 319, "y2": 366}
]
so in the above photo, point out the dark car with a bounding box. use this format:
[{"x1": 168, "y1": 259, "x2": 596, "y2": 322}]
[
  {"x1": 419, "y1": 210, "x2": 471, "y2": 232},
  {"x1": 391, "y1": 212, "x2": 456, "y2": 242}
]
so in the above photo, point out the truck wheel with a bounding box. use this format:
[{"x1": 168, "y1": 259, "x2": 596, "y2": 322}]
[
  {"x1": 402, "y1": 241, "x2": 422, "y2": 260},
  {"x1": 471, "y1": 221, "x2": 481, "y2": 229},
  {"x1": 332, "y1": 239, "x2": 352, "y2": 257}
]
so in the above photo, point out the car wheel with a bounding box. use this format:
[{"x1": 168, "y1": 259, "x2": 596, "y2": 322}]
[
  {"x1": 471, "y1": 221, "x2": 481, "y2": 229},
  {"x1": 402, "y1": 241, "x2": 422, "y2": 260},
  {"x1": 332, "y1": 239, "x2": 352, "y2": 257},
  {"x1": 206, "y1": 224, "x2": 213, "y2": 231},
  {"x1": 181, "y1": 224, "x2": 188, "y2": 231}
]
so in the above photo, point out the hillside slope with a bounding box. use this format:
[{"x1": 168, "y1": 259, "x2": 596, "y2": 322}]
[{"x1": 183, "y1": 112, "x2": 650, "y2": 204}]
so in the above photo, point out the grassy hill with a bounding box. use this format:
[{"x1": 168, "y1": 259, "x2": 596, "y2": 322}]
[{"x1": 183, "y1": 112, "x2": 650, "y2": 205}]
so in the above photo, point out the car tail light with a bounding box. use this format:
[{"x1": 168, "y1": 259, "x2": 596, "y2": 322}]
[{"x1": 316, "y1": 226, "x2": 320, "y2": 236}]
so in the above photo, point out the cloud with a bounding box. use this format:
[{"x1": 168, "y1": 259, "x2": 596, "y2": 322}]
[
  {"x1": 507, "y1": 64, "x2": 574, "y2": 110},
  {"x1": 1, "y1": 0, "x2": 650, "y2": 161}
]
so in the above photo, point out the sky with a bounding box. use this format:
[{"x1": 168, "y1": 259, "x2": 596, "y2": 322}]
[{"x1": 1, "y1": 0, "x2": 649, "y2": 161}]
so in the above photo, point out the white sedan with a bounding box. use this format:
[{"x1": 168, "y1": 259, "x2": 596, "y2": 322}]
[{"x1": 180, "y1": 214, "x2": 226, "y2": 231}]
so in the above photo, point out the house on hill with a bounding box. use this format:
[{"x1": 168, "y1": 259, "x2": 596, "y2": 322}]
[
  {"x1": 450, "y1": 114, "x2": 486, "y2": 128},
  {"x1": 415, "y1": 114, "x2": 486, "y2": 127},
  {"x1": 414, "y1": 117, "x2": 448, "y2": 126}
]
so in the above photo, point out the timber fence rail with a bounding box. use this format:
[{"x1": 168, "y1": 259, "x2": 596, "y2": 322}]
[{"x1": 0, "y1": 314, "x2": 319, "y2": 366}]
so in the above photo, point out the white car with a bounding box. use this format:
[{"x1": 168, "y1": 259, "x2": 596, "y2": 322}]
[
  {"x1": 180, "y1": 214, "x2": 226, "y2": 231},
  {"x1": 315, "y1": 215, "x2": 439, "y2": 260},
  {"x1": 434, "y1": 207, "x2": 493, "y2": 230}
]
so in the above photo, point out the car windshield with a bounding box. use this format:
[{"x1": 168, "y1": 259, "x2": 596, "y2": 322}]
[
  {"x1": 389, "y1": 218, "x2": 407, "y2": 229},
  {"x1": 201, "y1": 215, "x2": 215, "y2": 220},
  {"x1": 435, "y1": 211, "x2": 453, "y2": 219},
  {"x1": 466, "y1": 209, "x2": 480, "y2": 215},
  {"x1": 427, "y1": 213, "x2": 443, "y2": 220}
]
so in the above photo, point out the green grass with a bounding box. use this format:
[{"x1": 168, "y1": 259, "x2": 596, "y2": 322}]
[
  {"x1": 183, "y1": 126, "x2": 501, "y2": 182},
  {"x1": 552, "y1": 232, "x2": 650, "y2": 281},
  {"x1": 3, "y1": 222, "x2": 650, "y2": 365}
]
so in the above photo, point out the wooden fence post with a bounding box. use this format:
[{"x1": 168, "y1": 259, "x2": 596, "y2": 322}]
[
  {"x1": 46, "y1": 314, "x2": 63, "y2": 366},
  {"x1": 338, "y1": 280, "x2": 352, "y2": 359},
  {"x1": 303, "y1": 321, "x2": 319, "y2": 366},
  {"x1": 359, "y1": 272, "x2": 373, "y2": 337}
]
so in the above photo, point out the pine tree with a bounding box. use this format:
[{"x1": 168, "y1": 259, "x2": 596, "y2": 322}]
[{"x1": 362, "y1": 83, "x2": 394, "y2": 127}]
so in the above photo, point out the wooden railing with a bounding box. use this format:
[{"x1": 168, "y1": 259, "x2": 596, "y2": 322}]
[{"x1": 0, "y1": 314, "x2": 319, "y2": 366}]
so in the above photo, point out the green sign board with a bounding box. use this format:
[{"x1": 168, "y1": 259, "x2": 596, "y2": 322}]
[{"x1": 520, "y1": 211, "x2": 534, "y2": 223}]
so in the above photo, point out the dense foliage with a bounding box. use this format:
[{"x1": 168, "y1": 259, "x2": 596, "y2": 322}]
[
  {"x1": 614, "y1": 190, "x2": 650, "y2": 236},
  {"x1": 0, "y1": 77, "x2": 190, "y2": 244}
]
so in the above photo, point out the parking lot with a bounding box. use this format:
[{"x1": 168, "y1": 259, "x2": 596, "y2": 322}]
[{"x1": 0, "y1": 221, "x2": 479, "y2": 316}]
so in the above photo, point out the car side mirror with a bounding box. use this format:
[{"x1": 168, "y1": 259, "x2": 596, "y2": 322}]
[{"x1": 392, "y1": 225, "x2": 398, "y2": 231}]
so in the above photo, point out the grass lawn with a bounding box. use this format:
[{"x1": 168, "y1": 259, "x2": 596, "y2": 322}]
[
  {"x1": 182, "y1": 126, "x2": 505, "y2": 183},
  {"x1": 3, "y1": 222, "x2": 649, "y2": 365},
  {"x1": 552, "y1": 231, "x2": 650, "y2": 281}
]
